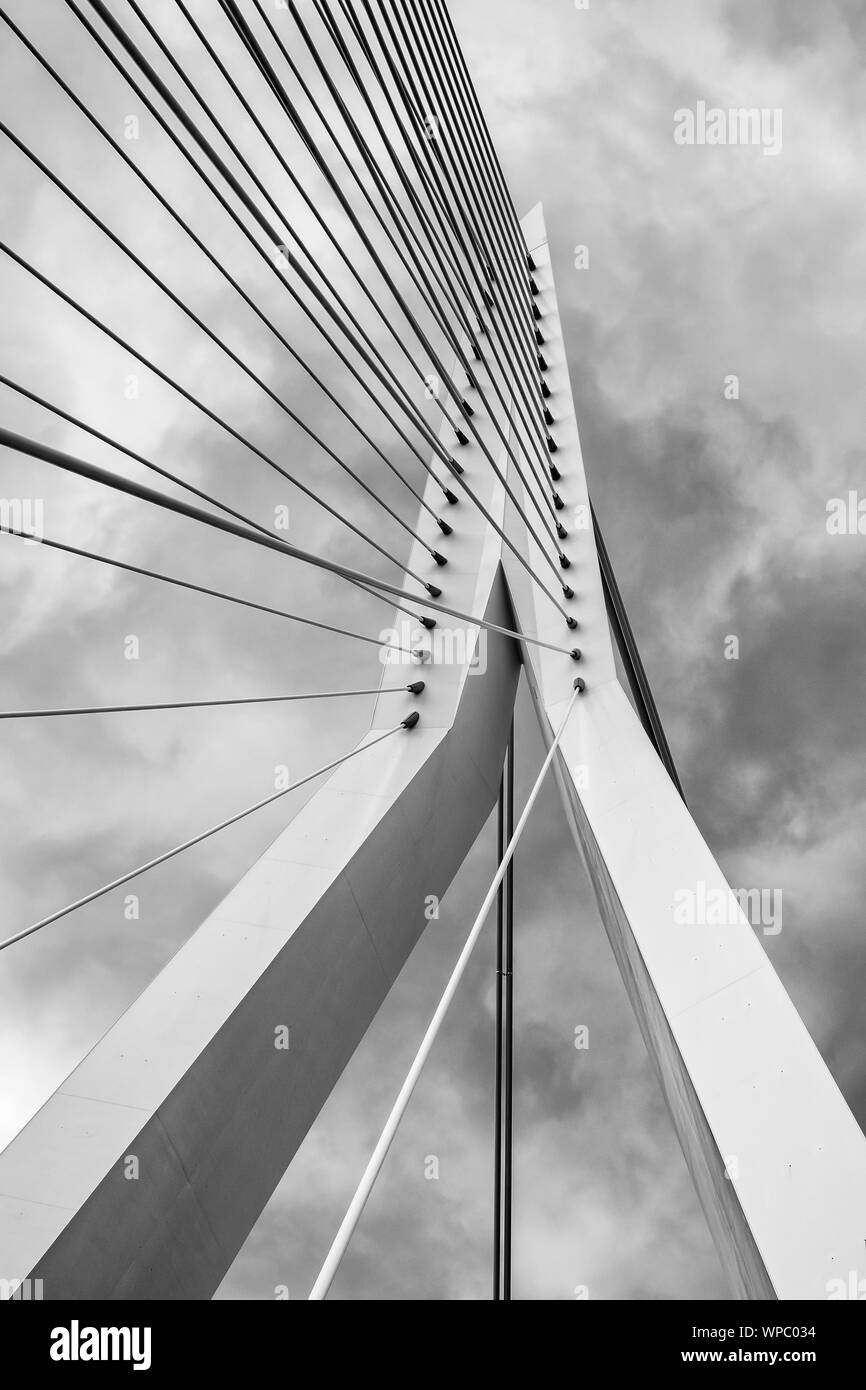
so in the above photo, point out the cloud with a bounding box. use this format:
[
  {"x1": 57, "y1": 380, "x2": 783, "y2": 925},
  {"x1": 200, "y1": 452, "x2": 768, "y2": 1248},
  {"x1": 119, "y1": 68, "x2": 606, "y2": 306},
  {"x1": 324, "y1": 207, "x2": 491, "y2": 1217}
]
[{"x1": 1, "y1": 0, "x2": 862, "y2": 1303}]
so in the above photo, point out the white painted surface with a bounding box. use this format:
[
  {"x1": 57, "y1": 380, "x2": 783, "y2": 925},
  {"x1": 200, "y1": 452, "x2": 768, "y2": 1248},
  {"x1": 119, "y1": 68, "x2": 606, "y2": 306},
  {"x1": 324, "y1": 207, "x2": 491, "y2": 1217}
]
[{"x1": 509, "y1": 205, "x2": 866, "y2": 1300}]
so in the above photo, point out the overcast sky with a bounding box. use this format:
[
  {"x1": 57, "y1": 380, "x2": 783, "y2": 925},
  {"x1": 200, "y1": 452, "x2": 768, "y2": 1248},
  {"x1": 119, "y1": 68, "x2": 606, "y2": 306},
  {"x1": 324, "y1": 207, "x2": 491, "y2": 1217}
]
[{"x1": 1, "y1": 0, "x2": 864, "y2": 1301}]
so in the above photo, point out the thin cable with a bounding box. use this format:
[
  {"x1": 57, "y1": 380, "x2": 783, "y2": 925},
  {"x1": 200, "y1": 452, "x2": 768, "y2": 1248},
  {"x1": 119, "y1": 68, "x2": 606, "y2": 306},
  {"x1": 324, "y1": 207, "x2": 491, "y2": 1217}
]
[
  {"x1": 0, "y1": 134, "x2": 446, "y2": 581},
  {"x1": 385, "y1": 0, "x2": 558, "y2": 511},
  {"x1": 266, "y1": 0, "x2": 571, "y2": 577},
  {"x1": 0, "y1": 428, "x2": 582, "y2": 659},
  {"x1": 320, "y1": 0, "x2": 568, "y2": 550},
  {"x1": 427, "y1": 0, "x2": 543, "y2": 363},
  {"x1": 0, "y1": 527, "x2": 421, "y2": 661},
  {"x1": 503, "y1": 716, "x2": 515, "y2": 1302},
  {"x1": 317, "y1": 0, "x2": 486, "y2": 339},
  {"x1": 74, "y1": 0, "x2": 563, "y2": 595},
  {"x1": 415, "y1": 0, "x2": 558, "y2": 475},
  {"x1": 0, "y1": 722, "x2": 410, "y2": 954},
  {"x1": 76, "y1": 0, "x2": 462, "y2": 495},
  {"x1": 370, "y1": 0, "x2": 554, "y2": 461},
  {"x1": 413, "y1": 0, "x2": 541, "y2": 349},
  {"x1": 493, "y1": 757, "x2": 504, "y2": 1302},
  {"x1": 72, "y1": 0, "x2": 573, "y2": 620},
  {"x1": 240, "y1": 0, "x2": 481, "y2": 372},
  {"x1": 139, "y1": 0, "x2": 468, "y2": 451},
  {"x1": 245, "y1": 0, "x2": 479, "y2": 381},
  {"x1": 401, "y1": 0, "x2": 557, "y2": 474},
  {"x1": 0, "y1": 8, "x2": 447, "y2": 535},
  {"x1": 425, "y1": 0, "x2": 536, "y2": 296},
  {"x1": 308, "y1": 682, "x2": 583, "y2": 1300},
  {"x1": 0, "y1": 687, "x2": 421, "y2": 719},
  {"x1": 0, "y1": 372, "x2": 432, "y2": 625},
  {"x1": 0, "y1": 369, "x2": 431, "y2": 628},
  {"x1": 383, "y1": 0, "x2": 564, "y2": 524},
  {"x1": 227, "y1": 0, "x2": 472, "y2": 422},
  {"x1": 313, "y1": 0, "x2": 484, "y2": 333},
  {"x1": 0, "y1": 241, "x2": 443, "y2": 601},
  {"x1": 218, "y1": 0, "x2": 575, "y2": 610},
  {"x1": 62, "y1": 0, "x2": 457, "y2": 503},
  {"x1": 328, "y1": 0, "x2": 569, "y2": 565}
]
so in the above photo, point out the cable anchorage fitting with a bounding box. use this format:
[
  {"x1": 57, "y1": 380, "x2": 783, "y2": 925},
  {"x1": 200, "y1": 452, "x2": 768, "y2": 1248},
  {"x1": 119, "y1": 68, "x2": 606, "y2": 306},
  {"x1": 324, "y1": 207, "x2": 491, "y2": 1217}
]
[
  {"x1": 402, "y1": 711, "x2": 421, "y2": 729},
  {"x1": 437, "y1": 518, "x2": 453, "y2": 536},
  {"x1": 574, "y1": 676, "x2": 587, "y2": 692},
  {"x1": 406, "y1": 681, "x2": 425, "y2": 695}
]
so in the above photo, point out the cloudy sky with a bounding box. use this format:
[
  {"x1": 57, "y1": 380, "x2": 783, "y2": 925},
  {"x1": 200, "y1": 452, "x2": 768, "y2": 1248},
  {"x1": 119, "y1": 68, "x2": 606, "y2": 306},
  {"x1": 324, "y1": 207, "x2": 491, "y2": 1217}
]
[{"x1": 1, "y1": 0, "x2": 864, "y2": 1301}]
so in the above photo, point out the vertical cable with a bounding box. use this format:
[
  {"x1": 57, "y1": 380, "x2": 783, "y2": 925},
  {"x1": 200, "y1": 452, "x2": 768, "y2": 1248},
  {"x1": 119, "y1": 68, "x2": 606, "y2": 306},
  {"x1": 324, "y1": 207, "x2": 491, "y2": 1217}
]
[
  {"x1": 308, "y1": 685, "x2": 583, "y2": 1300},
  {"x1": 503, "y1": 717, "x2": 515, "y2": 1301},
  {"x1": 494, "y1": 762, "x2": 505, "y2": 1301}
]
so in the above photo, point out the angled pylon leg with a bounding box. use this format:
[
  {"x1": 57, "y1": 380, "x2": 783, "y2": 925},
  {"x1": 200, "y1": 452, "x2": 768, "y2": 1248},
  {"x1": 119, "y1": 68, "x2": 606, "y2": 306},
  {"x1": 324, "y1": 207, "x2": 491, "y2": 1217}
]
[
  {"x1": 0, "y1": 347, "x2": 522, "y2": 1299},
  {"x1": 3, "y1": 194, "x2": 864, "y2": 1304},
  {"x1": 505, "y1": 205, "x2": 866, "y2": 1300}
]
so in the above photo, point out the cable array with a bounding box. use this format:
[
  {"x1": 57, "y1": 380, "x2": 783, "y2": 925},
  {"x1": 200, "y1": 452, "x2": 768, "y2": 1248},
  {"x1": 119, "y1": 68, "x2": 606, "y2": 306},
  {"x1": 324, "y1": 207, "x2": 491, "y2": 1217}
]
[{"x1": 0, "y1": 0, "x2": 684, "y2": 1301}]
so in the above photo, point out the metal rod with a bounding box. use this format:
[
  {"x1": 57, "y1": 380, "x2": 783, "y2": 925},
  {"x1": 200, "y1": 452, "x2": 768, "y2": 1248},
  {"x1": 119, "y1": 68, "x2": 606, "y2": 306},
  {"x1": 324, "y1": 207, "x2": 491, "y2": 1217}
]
[
  {"x1": 504, "y1": 716, "x2": 515, "y2": 1300},
  {"x1": 494, "y1": 760, "x2": 505, "y2": 1301},
  {"x1": 0, "y1": 688, "x2": 420, "y2": 719},
  {"x1": 0, "y1": 723, "x2": 410, "y2": 954},
  {"x1": 0, "y1": 427, "x2": 583, "y2": 660},
  {"x1": 308, "y1": 684, "x2": 582, "y2": 1300},
  {"x1": 0, "y1": 9, "x2": 446, "y2": 528},
  {"x1": 0, "y1": 528, "x2": 419, "y2": 659}
]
